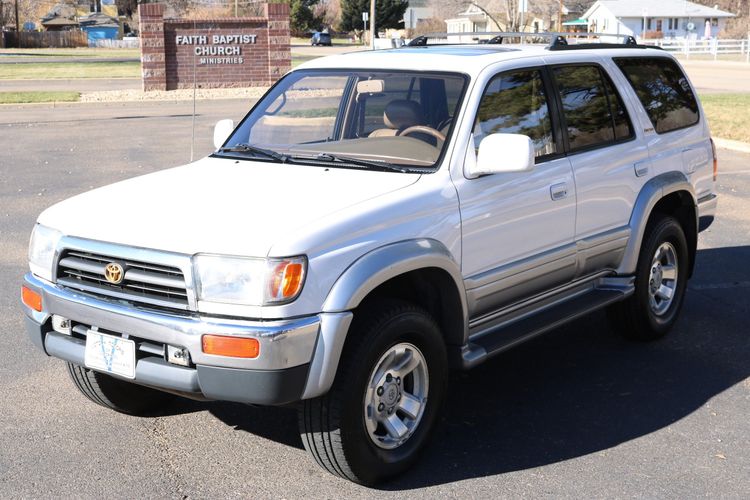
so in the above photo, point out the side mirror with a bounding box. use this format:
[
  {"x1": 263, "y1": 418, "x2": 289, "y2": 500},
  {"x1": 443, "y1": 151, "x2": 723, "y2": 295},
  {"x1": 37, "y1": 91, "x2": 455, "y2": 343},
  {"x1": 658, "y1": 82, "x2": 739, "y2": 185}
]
[
  {"x1": 465, "y1": 133, "x2": 535, "y2": 179},
  {"x1": 213, "y1": 119, "x2": 234, "y2": 150}
]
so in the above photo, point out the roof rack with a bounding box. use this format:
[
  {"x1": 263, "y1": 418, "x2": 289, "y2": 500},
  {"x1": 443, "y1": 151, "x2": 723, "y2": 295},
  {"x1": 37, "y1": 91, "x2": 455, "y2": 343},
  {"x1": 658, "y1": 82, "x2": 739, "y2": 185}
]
[{"x1": 406, "y1": 32, "x2": 652, "y2": 51}]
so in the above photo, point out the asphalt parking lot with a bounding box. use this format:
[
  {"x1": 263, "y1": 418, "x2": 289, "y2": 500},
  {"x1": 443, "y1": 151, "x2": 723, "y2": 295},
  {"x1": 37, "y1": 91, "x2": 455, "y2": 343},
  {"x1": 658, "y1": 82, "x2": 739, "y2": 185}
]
[{"x1": 1, "y1": 100, "x2": 748, "y2": 498}]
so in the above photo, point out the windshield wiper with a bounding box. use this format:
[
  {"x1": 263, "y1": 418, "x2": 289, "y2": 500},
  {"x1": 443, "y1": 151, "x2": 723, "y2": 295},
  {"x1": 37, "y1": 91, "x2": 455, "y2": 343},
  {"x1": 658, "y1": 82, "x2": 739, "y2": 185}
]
[
  {"x1": 218, "y1": 143, "x2": 289, "y2": 162},
  {"x1": 306, "y1": 153, "x2": 411, "y2": 173}
]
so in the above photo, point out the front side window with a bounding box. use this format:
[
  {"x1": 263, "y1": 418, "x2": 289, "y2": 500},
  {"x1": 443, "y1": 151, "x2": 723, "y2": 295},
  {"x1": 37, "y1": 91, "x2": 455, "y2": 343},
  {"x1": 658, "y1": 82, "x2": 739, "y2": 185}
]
[
  {"x1": 221, "y1": 70, "x2": 468, "y2": 170},
  {"x1": 473, "y1": 69, "x2": 555, "y2": 158},
  {"x1": 614, "y1": 57, "x2": 699, "y2": 134},
  {"x1": 553, "y1": 65, "x2": 633, "y2": 151}
]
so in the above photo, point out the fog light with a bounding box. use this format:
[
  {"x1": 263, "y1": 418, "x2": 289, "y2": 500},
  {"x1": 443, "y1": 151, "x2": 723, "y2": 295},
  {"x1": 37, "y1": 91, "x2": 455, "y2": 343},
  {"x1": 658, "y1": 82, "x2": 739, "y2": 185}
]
[
  {"x1": 51, "y1": 315, "x2": 71, "y2": 335},
  {"x1": 167, "y1": 345, "x2": 191, "y2": 366}
]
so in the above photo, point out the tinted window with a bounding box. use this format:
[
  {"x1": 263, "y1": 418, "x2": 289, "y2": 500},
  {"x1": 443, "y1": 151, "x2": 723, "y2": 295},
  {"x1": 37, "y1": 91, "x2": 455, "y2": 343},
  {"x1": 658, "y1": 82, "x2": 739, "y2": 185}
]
[
  {"x1": 615, "y1": 57, "x2": 699, "y2": 134},
  {"x1": 601, "y1": 73, "x2": 633, "y2": 140},
  {"x1": 474, "y1": 69, "x2": 555, "y2": 158},
  {"x1": 553, "y1": 65, "x2": 632, "y2": 151}
]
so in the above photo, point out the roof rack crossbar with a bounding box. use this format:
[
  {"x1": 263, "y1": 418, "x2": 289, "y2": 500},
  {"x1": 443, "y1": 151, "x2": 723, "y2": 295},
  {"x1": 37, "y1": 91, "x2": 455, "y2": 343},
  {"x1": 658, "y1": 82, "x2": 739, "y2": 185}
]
[{"x1": 405, "y1": 31, "x2": 651, "y2": 51}]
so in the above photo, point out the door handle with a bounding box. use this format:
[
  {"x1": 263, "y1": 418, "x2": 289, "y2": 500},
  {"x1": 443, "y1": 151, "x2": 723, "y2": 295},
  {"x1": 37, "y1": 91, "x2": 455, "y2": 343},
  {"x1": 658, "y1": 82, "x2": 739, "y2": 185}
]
[{"x1": 550, "y1": 182, "x2": 568, "y2": 201}]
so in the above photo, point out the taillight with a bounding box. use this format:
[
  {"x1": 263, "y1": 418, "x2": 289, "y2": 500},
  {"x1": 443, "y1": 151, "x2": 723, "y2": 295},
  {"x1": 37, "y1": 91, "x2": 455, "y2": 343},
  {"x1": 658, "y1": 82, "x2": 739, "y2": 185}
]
[{"x1": 710, "y1": 138, "x2": 718, "y2": 181}]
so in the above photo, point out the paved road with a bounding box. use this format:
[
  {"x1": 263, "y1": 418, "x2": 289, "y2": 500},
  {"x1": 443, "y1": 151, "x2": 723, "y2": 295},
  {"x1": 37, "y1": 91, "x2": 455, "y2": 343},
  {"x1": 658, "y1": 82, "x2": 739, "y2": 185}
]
[
  {"x1": 0, "y1": 78, "x2": 142, "y2": 93},
  {"x1": 680, "y1": 60, "x2": 750, "y2": 93},
  {"x1": 0, "y1": 101, "x2": 748, "y2": 498}
]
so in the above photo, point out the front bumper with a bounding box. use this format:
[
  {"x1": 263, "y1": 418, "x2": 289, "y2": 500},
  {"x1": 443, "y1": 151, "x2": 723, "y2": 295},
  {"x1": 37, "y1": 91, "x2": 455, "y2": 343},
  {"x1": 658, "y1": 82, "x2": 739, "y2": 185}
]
[{"x1": 23, "y1": 273, "x2": 322, "y2": 405}]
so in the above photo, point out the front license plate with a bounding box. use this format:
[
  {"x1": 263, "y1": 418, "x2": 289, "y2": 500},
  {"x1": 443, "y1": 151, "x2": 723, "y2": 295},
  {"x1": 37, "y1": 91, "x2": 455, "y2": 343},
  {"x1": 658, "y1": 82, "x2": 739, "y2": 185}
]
[{"x1": 84, "y1": 330, "x2": 136, "y2": 379}]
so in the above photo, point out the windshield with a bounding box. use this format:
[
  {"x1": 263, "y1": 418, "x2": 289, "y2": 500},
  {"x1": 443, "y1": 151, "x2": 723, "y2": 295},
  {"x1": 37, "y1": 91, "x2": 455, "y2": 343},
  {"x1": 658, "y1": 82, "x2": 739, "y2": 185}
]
[{"x1": 219, "y1": 69, "x2": 468, "y2": 170}]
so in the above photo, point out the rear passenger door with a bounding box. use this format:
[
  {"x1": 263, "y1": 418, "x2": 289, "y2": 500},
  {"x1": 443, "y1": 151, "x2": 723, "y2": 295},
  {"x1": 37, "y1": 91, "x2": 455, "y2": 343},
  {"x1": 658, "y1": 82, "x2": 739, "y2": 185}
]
[{"x1": 548, "y1": 61, "x2": 650, "y2": 276}]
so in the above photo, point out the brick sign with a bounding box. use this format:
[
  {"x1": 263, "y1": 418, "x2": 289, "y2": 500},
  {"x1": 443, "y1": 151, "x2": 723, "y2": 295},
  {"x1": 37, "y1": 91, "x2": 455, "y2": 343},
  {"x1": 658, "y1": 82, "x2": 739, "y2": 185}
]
[{"x1": 138, "y1": 2, "x2": 291, "y2": 91}]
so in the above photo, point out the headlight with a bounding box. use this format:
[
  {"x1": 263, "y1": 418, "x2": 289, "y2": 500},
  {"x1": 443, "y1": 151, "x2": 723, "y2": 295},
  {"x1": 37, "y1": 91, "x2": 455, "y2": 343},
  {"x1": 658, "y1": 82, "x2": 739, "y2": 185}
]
[
  {"x1": 28, "y1": 224, "x2": 63, "y2": 282},
  {"x1": 193, "y1": 254, "x2": 307, "y2": 306}
]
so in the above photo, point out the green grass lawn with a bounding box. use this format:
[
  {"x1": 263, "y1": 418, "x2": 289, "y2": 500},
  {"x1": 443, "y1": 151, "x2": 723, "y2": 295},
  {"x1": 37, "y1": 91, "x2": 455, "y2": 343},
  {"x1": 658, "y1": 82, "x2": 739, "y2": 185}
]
[
  {"x1": 291, "y1": 55, "x2": 318, "y2": 68},
  {"x1": 700, "y1": 93, "x2": 750, "y2": 143},
  {"x1": 0, "y1": 91, "x2": 80, "y2": 104},
  {"x1": 0, "y1": 61, "x2": 141, "y2": 79}
]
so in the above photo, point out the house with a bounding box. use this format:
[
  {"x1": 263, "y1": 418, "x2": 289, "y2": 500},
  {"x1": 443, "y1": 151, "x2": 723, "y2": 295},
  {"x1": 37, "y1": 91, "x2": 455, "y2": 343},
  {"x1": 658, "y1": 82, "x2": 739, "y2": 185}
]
[
  {"x1": 444, "y1": 3, "x2": 553, "y2": 35},
  {"x1": 583, "y1": 0, "x2": 735, "y2": 39},
  {"x1": 79, "y1": 12, "x2": 119, "y2": 42},
  {"x1": 403, "y1": 0, "x2": 434, "y2": 30},
  {"x1": 445, "y1": 4, "x2": 503, "y2": 33},
  {"x1": 40, "y1": 4, "x2": 79, "y2": 31}
]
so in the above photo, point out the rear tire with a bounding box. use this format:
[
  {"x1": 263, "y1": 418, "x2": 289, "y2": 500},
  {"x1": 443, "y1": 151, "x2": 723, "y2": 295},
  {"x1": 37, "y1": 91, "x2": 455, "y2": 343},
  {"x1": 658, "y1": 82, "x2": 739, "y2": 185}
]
[
  {"x1": 608, "y1": 214, "x2": 689, "y2": 341},
  {"x1": 67, "y1": 362, "x2": 175, "y2": 416},
  {"x1": 298, "y1": 299, "x2": 447, "y2": 485}
]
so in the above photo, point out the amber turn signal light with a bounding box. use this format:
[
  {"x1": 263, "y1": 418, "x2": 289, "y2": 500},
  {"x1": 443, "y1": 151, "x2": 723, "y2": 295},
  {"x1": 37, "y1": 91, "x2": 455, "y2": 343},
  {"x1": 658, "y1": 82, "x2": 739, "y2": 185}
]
[
  {"x1": 22, "y1": 286, "x2": 42, "y2": 312},
  {"x1": 710, "y1": 138, "x2": 718, "y2": 181},
  {"x1": 202, "y1": 334, "x2": 259, "y2": 358},
  {"x1": 269, "y1": 261, "x2": 305, "y2": 301}
]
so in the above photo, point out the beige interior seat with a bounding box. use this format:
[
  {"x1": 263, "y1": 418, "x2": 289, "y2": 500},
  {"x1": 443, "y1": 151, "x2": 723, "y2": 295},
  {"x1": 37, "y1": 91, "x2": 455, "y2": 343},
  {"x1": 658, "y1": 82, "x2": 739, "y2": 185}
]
[{"x1": 369, "y1": 100, "x2": 424, "y2": 137}]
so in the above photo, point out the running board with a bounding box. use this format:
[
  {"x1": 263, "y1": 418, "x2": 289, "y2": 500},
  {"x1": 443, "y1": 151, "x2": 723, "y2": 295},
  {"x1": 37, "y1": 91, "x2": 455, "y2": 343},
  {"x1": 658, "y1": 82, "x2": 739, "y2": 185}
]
[{"x1": 460, "y1": 278, "x2": 634, "y2": 369}]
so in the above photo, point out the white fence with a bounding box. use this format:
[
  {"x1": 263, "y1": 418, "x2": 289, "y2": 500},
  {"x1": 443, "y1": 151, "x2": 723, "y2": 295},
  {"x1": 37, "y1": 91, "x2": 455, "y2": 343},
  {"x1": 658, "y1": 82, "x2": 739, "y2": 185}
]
[
  {"x1": 90, "y1": 38, "x2": 140, "y2": 49},
  {"x1": 642, "y1": 37, "x2": 750, "y2": 62}
]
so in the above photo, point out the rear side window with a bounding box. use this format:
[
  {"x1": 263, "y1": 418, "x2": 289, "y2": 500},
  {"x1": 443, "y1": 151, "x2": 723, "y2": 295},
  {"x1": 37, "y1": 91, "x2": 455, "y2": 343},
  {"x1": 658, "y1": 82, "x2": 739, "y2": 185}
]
[
  {"x1": 552, "y1": 65, "x2": 634, "y2": 151},
  {"x1": 614, "y1": 57, "x2": 699, "y2": 134}
]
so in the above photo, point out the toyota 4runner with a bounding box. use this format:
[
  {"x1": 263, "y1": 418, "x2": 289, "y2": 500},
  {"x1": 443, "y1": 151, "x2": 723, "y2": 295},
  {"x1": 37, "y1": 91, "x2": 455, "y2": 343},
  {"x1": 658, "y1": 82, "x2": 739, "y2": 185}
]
[{"x1": 22, "y1": 33, "x2": 718, "y2": 484}]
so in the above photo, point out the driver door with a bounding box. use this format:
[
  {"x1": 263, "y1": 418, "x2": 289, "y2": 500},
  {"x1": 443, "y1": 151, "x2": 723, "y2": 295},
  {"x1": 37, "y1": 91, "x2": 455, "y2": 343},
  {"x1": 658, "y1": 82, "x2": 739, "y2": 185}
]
[{"x1": 452, "y1": 66, "x2": 577, "y2": 319}]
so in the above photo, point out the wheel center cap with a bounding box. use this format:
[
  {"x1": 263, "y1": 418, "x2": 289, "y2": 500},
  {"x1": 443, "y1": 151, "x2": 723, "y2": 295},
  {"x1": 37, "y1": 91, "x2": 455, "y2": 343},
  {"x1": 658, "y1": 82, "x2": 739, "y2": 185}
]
[
  {"x1": 384, "y1": 384, "x2": 399, "y2": 405},
  {"x1": 651, "y1": 264, "x2": 663, "y2": 292}
]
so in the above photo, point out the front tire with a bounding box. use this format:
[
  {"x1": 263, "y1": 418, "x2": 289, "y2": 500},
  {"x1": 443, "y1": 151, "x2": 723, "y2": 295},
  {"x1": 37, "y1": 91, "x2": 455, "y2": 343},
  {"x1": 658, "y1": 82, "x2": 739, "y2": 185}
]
[
  {"x1": 608, "y1": 215, "x2": 689, "y2": 340},
  {"x1": 298, "y1": 300, "x2": 447, "y2": 485},
  {"x1": 67, "y1": 362, "x2": 175, "y2": 416}
]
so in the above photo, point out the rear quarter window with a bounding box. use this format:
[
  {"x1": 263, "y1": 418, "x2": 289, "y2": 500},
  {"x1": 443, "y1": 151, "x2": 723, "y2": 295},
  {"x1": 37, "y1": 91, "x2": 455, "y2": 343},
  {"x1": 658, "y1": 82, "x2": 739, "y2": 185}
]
[{"x1": 614, "y1": 57, "x2": 699, "y2": 134}]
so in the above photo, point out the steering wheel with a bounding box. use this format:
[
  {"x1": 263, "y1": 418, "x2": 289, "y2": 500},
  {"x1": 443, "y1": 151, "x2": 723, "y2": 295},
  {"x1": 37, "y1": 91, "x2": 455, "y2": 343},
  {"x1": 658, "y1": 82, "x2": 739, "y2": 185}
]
[{"x1": 397, "y1": 125, "x2": 446, "y2": 142}]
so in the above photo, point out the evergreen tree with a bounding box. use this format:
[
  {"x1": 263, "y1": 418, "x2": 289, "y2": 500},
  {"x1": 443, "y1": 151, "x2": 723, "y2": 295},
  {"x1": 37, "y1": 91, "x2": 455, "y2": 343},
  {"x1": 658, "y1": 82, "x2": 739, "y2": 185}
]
[
  {"x1": 290, "y1": 0, "x2": 323, "y2": 35},
  {"x1": 339, "y1": 0, "x2": 408, "y2": 34}
]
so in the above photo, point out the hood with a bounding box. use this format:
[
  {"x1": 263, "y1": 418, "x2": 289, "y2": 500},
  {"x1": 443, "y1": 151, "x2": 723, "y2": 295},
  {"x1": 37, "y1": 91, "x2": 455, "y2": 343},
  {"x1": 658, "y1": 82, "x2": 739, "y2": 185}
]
[{"x1": 38, "y1": 157, "x2": 420, "y2": 257}]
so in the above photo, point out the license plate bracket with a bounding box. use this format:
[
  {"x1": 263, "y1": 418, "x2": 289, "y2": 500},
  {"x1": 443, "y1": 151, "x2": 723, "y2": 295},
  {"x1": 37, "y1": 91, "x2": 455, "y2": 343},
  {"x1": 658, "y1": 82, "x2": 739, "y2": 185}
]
[{"x1": 84, "y1": 330, "x2": 136, "y2": 379}]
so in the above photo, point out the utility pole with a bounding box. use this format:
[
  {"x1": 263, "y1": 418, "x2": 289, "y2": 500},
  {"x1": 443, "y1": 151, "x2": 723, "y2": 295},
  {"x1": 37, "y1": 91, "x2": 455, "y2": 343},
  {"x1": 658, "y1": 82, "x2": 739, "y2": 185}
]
[
  {"x1": 369, "y1": 0, "x2": 375, "y2": 50},
  {"x1": 14, "y1": 0, "x2": 19, "y2": 33},
  {"x1": 235, "y1": 0, "x2": 238, "y2": 18},
  {"x1": 558, "y1": 0, "x2": 563, "y2": 32}
]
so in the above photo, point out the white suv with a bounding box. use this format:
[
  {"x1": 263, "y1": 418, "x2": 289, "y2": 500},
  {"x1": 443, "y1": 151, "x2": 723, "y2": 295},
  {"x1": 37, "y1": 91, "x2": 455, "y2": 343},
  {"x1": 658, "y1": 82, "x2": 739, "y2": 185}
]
[{"x1": 22, "y1": 33, "x2": 718, "y2": 484}]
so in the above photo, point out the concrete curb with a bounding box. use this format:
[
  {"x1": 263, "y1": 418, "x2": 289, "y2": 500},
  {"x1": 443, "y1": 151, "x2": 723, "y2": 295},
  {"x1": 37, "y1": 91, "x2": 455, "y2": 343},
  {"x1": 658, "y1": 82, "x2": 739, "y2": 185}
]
[{"x1": 714, "y1": 137, "x2": 750, "y2": 154}]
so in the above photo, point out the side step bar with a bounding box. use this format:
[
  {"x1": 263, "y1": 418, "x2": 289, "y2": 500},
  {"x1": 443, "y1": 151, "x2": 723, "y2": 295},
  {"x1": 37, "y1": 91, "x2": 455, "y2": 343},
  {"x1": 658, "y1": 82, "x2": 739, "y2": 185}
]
[{"x1": 460, "y1": 277, "x2": 634, "y2": 369}]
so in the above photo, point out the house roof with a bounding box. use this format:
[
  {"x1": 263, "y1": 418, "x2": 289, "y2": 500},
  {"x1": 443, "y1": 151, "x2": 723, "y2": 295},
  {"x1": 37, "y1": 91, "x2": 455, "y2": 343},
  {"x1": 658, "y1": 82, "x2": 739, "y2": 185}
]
[
  {"x1": 79, "y1": 12, "x2": 119, "y2": 28},
  {"x1": 40, "y1": 4, "x2": 76, "y2": 23},
  {"x1": 41, "y1": 17, "x2": 79, "y2": 27},
  {"x1": 584, "y1": 0, "x2": 735, "y2": 19}
]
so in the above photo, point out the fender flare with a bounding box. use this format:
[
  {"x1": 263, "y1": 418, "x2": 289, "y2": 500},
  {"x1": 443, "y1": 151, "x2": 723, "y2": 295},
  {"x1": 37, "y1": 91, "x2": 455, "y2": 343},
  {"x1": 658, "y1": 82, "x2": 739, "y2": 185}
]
[
  {"x1": 617, "y1": 171, "x2": 697, "y2": 275},
  {"x1": 322, "y1": 238, "x2": 468, "y2": 320},
  {"x1": 302, "y1": 239, "x2": 468, "y2": 399}
]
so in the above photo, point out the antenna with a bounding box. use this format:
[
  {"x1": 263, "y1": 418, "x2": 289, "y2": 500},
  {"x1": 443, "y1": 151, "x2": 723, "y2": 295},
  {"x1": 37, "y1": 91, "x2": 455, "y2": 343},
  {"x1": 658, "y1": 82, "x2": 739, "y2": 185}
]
[{"x1": 190, "y1": 18, "x2": 197, "y2": 162}]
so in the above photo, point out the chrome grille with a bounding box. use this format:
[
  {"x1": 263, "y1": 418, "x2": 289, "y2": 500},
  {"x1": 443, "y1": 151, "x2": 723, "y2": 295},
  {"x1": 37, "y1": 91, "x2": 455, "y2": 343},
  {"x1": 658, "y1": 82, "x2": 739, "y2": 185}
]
[{"x1": 56, "y1": 250, "x2": 189, "y2": 310}]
